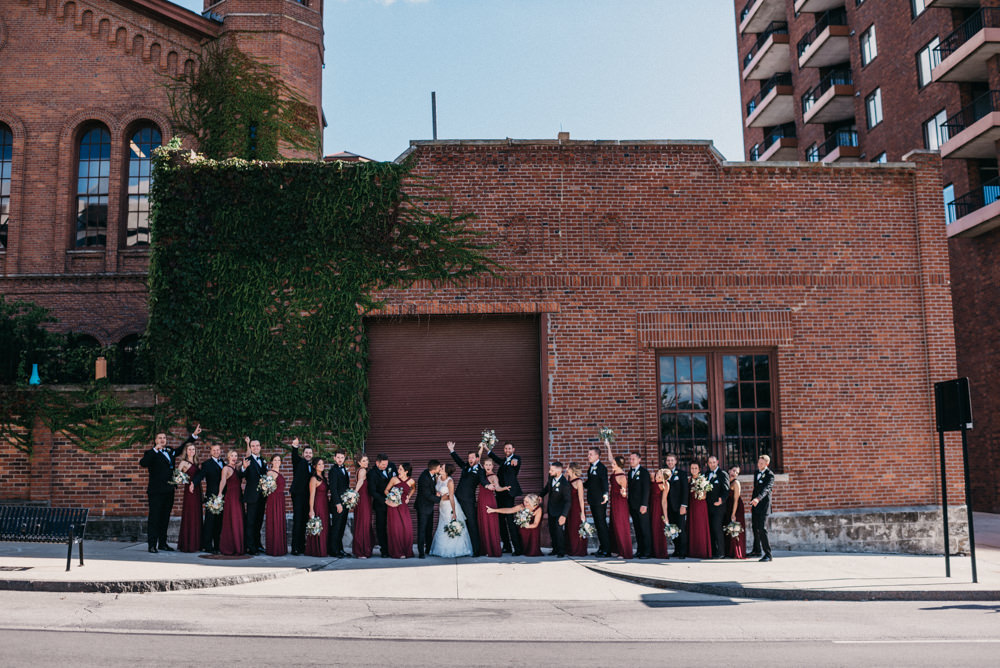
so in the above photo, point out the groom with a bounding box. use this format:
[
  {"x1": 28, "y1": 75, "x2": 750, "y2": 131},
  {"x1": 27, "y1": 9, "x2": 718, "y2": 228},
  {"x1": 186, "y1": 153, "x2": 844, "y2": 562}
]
[
  {"x1": 415, "y1": 460, "x2": 442, "y2": 559},
  {"x1": 448, "y1": 441, "x2": 489, "y2": 557}
]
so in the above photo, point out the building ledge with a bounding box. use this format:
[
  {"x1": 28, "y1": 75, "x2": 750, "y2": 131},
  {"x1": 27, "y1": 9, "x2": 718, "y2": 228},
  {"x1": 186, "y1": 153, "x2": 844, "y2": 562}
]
[{"x1": 947, "y1": 198, "x2": 1000, "y2": 238}]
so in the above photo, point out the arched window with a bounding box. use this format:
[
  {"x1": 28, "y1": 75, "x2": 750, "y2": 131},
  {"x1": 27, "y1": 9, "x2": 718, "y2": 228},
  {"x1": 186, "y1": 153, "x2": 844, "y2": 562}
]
[
  {"x1": 75, "y1": 125, "x2": 111, "y2": 247},
  {"x1": 125, "y1": 124, "x2": 161, "y2": 247},
  {"x1": 0, "y1": 124, "x2": 12, "y2": 250}
]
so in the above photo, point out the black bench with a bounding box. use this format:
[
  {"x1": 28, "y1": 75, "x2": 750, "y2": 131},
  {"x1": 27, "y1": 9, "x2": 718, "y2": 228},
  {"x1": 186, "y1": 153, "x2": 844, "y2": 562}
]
[{"x1": 0, "y1": 506, "x2": 88, "y2": 571}]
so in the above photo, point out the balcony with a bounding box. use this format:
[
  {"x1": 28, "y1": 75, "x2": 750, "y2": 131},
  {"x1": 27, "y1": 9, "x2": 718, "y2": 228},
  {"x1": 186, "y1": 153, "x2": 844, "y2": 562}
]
[
  {"x1": 818, "y1": 129, "x2": 860, "y2": 163},
  {"x1": 750, "y1": 126, "x2": 798, "y2": 162},
  {"x1": 946, "y1": 177, "x2": 1000, "y2": 237},
  {"x1": 933, "y1": 8, "x2": 1000, "y2": 82},
  {"x1": 802, "y1": 69, "x2": 855, "y2": 124},
  {"x1": 743, "y1": 22, "x2": 791, "y2": 81},
  {"x1": 797, "y1": 9, "x2": 851, "y2": 70},
  {"x1": 739, "y1": 0, "x2": 785, "y2": 35},
  {"x1": 746, "y1": 73, "x2": 795, "y2": 128},
  {"x1": 940, "y1": 90, "x2": 1000, "y2": 159},
  {"x1": 794, "y1": 0, "x2": 842, "y2": 13}
]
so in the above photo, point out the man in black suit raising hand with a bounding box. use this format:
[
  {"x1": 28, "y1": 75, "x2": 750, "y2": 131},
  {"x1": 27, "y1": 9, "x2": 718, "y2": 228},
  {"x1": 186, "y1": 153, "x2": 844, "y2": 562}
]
[
  {"x1": 289, "y1": 438, "x2": 314, "y2": 555},
  {"x1": 488, "y1": 440, "x2": 523, "y2": 555},
  {"x1": 584, "y1": 446, "x2": 611, "y2": 557},
  {"x1": 538, "y1": 461, "x2": 571, "y2": 557},
  {"x1": 448, "y1": 441, "x2": 489, "y2": 557}
]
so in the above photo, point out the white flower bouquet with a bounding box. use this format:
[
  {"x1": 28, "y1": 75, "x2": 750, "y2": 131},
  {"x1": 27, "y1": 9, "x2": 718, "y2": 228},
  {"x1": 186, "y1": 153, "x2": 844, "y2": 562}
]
[
  {"x1": 481, "y1": 429, "x2": 497, "y2": 450},
  {"x1": 724, "y1": 521, "x2": 743, "y2": 538},
  {"x1": 258, "y1": 475, "x2": 277, "y2": 497},
  {"x1": 691, "y1": 475, "x2": 713, "y2": 501},
  {"x1": 169, "y1": 469, "x2": 190, "y2": 486},
  {"x1": 387, "y1": 486, "x2": 403, "y2": 505},
  {"x1": 578, "y1": 521, "x2": 596, "y2": 539},
  {"x1": 444, "y1": 519, "x2": 464, "y2": 538},
  {"x1": 341, "y1": 489, "x2": 360, "y2": 510},
  {"x1": 663, "y1": 523, "x2": 681, "y2": 539},
  {"x1": 305, "y1": 516, "x2": 324, "y2": 536},
  {"x1": 514, "y1": 508, "x2": 533, "y2": 528},
  {"x1": 598, "y1": 427, "x2": 616, "y2": 443},
  {"x1": 203, "y1": 494, "x2": 224, "y2": 515}
]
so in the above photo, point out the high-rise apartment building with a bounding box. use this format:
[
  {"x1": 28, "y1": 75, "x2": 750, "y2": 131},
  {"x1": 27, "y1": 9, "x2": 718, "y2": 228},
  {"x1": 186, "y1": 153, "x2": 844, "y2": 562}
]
[{"x1": 735, "y1": 0, "x2": 1000, "y2": 511}]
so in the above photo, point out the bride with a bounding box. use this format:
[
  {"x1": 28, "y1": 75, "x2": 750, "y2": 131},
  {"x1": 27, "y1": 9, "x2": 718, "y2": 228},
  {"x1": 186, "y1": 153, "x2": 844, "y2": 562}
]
[{"x1": 430, "y1": 463, "x2": 474, "y2": 558}]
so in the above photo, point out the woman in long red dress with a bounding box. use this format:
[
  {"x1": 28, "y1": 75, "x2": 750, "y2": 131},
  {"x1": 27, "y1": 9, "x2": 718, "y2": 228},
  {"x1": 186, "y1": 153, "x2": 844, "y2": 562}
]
[
  {"x1": 177, "y1": 441, "x2": 202, "y2": 553},
  {"x1": 726, "y1": 465, "x2": 747, "y2": 560},
  {"x1": 605, "y1": 440, "x2": 633, "y2": 559},
  {"x1": 489, "y1": 494, "x2": 542, "y2": 556},
  {"x1": 351, "y1": 455, "x2": 372, "y2": 559},
  {"x1": 565, "y1": 464, "x2": 589, "y2": 557},
  {"x1": 385, "y1": 462, "x2": 416, "y2": 559},
  {"x1": 477, "y1": 456, "x2": 505, "y2": 557},
  {"x1": 264, "y1": 454, "x2": 287, "y2": 556},
  {"x1": 649, "y1": 468, "x2": 670, "y2": 559},
  {"x1": 687, "y1": 461, "x2": 712, "y2": 559},
  {"x1": 218, "y1": 450, "x2": 245, "y2": 556},
  {"x1": 306, "y1": 459, "x2": 329, "y2": 558}
]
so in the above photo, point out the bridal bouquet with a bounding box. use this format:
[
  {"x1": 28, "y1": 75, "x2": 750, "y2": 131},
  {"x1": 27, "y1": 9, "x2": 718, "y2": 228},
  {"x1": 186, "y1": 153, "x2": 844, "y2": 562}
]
[
  {"x1": 481, "y1": 429, "x2": 498, "y2": 450},
  {"x1": 663, "y1": 523, "x2": 681, "y2": 540},
  {"x1": 598, "y1": 427, "x2": 616, "y2": 443},
  {"x1": 258, "y1": 475, "x2": 277, "y2": 497},
  {"x1": 305, "y1": 516, "x2": 323, "y2": 536},
  {"x1": 169, "y1": 469, "x2": 190, "y2": 486},
  {"x1": 387, "y1": 486, "x2": 404, "y2": 506},
  {"x1": 691, "y1": 475, "x2": 713, "y2": 501},
  {"x1": 578, "y1": 521, "x2": 596, "y2": 539},
  {"x1": 204, "y1": 494, "x2": 224, "y2": 515},
  {"x1": 341, "y1": 489, "x2": 360, "y2": 510},
  {"x1": 444, "y1": 520, "x2": 464, "y2": 538},
  {"x1": 724, "y1": 522, "x2": 743, "y2": 538},
  {"x1": 514, "y1": 508, "x2": 533, "y2": 528}
]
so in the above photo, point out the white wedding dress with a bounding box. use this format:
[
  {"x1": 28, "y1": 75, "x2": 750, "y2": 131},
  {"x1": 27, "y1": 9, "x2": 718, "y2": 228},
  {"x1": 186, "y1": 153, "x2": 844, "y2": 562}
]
[{"x1": 429, "y1": 477, "x2": 474, "y2": 558}]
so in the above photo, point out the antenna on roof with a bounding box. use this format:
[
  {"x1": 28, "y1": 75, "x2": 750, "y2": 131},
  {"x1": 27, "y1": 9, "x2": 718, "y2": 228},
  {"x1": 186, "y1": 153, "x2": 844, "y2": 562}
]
[{"x1": 431, "y1": 91, "x2": 438, "y2": 140}]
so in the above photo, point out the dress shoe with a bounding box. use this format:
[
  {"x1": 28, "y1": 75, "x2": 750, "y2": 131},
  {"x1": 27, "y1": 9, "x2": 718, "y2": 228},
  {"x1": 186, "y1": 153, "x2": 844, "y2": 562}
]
[
  {"x1": 759, "y1": 555, "x2": 772, "y2": 562},
  {"x1": 747, "y1": 552, "x2": 762, "y2": 558},
  {"x1": 637, "y1": 554, "x2": 650, "y2": 559},
  {"x1": 158, "y1": 545, "x2": 175, "y2": 552},
  {"x1": 512, "y1": 551, "x2": 523, "y2": 557},
  {"x1": 418, "y1": 554, "x2": 426, "y2": 559},
  {"x1": 291, "y1": 550, "x2": 302, "y2": 556},
  {"x1": 148, "y1": 546, "x2": 158, "y2": 553}
]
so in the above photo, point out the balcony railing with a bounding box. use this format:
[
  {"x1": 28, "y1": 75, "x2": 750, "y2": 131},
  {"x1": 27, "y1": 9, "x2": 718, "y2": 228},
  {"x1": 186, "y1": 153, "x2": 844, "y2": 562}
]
[
  {"x1": 797, "y1": 8, "x2": 849, "y2": 58},
  {"x1": 817, "y1": 128, "x2": 858, "y2": 159},
  {"x1": 941, "y1": 90, "x2": 1000, "y2": 137},
  {"x1": 763, "y1": 124, "x2": 796, "y2": 150},
  {"x1": 747, "y1": 72, "x2": 794, "y2": 117},
  {"x1": 948, "y1": 176, "x2": 1000, "y2": 221},
  {"x1": 661, "y1": 436, "x2": 782, "y2": 474},
  {"x1": 937, "y1": 8, "x2": 1000, "y2": 61},
  {"x1": 740, "y1": 0, "x2": 756, "y2": 23},
  {"x1": 744, "y1": 21, "x2": 789, "y2": 69},
  {"x1": 801, "y1": 68, "x2": 853, "y2": 114}
]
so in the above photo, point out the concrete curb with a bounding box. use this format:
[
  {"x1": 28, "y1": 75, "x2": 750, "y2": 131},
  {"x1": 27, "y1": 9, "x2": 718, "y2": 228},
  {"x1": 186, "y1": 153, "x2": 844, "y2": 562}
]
[{"x1": 580, "y1": 562, "x2": 1000, "y2": 602}]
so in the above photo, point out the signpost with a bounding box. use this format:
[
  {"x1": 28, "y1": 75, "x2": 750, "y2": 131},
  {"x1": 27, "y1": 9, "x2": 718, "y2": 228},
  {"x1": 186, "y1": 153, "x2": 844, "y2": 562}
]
[{"x1": 933, "y1": 378, "x2": 977, "y2": 583}]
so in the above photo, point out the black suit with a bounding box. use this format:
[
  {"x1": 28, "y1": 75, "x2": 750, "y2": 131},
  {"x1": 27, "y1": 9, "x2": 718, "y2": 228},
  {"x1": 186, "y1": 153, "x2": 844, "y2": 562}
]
[
  {"x1": 665, "y1": 467, "x2": 689, "y2": 558},
  {"x1": 705, "y1": 465, "x2": 731, "y2": 558},
  {"x1": 584, "y1": 460, "x2": 611, "y2": 554},
  {"x1": 191, "y1": 456, "x2": 225, "y2": 552},
  {"x1": 751, "y1": 468, "x2": 775, "y2": 558},
  {"x1": 290, "y1": 446, "x2": 314, "y2": 553},
  {"x1": 626, "y1": 466, "x2": 652, "y2": 557},
  {"x1": 138, "y1": 435, "x2": 193, "y2": 549},
  {"x1": 539, "y1": 474, "x2": 571, "y2": 556},
  {"x1": 242, "y1": 454, "x2": 267, "y2": 553},
  {"x1": 415, "y1": 470, "x2": 439, "y2": 557},
  {"x1": 328, "y1": 464, "x2": 350, "y2": 555},
  {"x1": 369, "y1": 463, "x2": 397, "y2": 556},
  {"x1": 450, "y1": 451, "x2": 488, "y2": 556},
  {"x1": 488, "y1": 450, "x2": 523, "y2": 553}
]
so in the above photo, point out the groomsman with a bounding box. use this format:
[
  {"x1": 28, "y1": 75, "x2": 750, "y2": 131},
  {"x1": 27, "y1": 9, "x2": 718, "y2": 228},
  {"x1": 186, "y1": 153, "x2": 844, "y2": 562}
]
[
  {"x1": 415, "y1": 460, "x2": 442, "y2": 559},
  {"x1": 139, "y1": 428, "x2": 197, "y2": 553},
  {"x1": 705, "y1": 454, "x2": 730, "y2": 559},
  {"x1": 664, "y1": 453, "x2": 689, "y2": 559},
  {"x1": 749, "y1": 454, "x2": 775, "y2": 562},
  {"x1": 191, "y1": 440, "x2": 224, "y2": 553},
  {"x1": 448, "y1": 441, "x2": 489, "y2": 557},
  {"x1": 626, "y1": 451, "x2": 652, "y2": 559},
  {"x1": 488, "y1": 441, "x2": 523, "y2": 555},
  {"x1": 328, "y1": 450, "x2": 350, "y2": 557},
  {"x1": 369, "y1": 454, "x2": 397, "y2": 557},
  {"x1": 289, "y1": 438, "x2": 314, "y2": 555},
  {"x1": 538, "y1": 461, "x2": 571, "y2": 557},
  {"x1": 584, "y1": 446, "x2": 611, "y2": 557},
  {"x1": 242, "y1": 437, "x2": 267, "y2": 555}
]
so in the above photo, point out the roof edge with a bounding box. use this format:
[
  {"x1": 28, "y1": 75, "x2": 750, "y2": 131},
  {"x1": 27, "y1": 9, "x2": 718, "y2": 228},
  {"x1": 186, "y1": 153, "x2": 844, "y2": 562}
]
[{"x1": 112, "y1": 0, "x2": 222, "y2": 39}]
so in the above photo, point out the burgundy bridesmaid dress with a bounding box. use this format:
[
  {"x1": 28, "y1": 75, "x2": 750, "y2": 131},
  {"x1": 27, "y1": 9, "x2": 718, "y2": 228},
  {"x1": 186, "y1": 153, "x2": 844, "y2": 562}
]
[
  {"x1": 650, "y1": 480, "x2": 669, "y2": 559},
  {"x1": 352, "y1": 478, "x2": 373, "y2": 558},
  {"x1": 305, "y1": 479, "x2": 329, "y2": 558},
  {"x1": 177, "y1": 463, "x2": 202, "y2": 553},
  {"x1": 477, "y1": 484, "x2": 502, "y2": 557},
  {"x1": 219, "y1": 466, "x2": 245, "y2": 556},
  {"x1": 265, "y1": 473, "x2": 287, "y2": 556},
  {"x1": 726, "y1": 488, "x2": 747, "y2": 560},
  {"x1": 566, "y1": 480, "x2": 588, "y2": 557},
  {"x1": 518, "y1": 507, "x2": 542, "y2": 557},
  {"x1": 609, "y1": 473, "x2": 634, "y2": 559},
  {"x1": 386, "y1": 481, "x2": 413, "y2": 558},
  {"x1": 687, "y1": 488, "x2": 712, "y2": 559}
]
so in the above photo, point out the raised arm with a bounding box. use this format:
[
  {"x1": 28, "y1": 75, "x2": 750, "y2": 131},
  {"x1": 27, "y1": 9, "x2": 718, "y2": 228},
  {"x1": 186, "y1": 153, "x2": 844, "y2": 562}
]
[
  {"x1": 488, "y1": 503, "x2": 522, "y2": 515},
  {"x1": 290, "y1": 437, "x2": 302, "y2": 464},
  {"x1": 604, "y1": 439, "x2": 615, "y2": 469}
]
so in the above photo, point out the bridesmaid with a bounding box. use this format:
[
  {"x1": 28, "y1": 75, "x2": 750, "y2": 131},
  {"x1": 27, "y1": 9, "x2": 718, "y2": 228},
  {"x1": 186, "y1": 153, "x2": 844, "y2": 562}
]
[
  {"x1": 726, "y1": 465, "x2": 747, "y2": 560},
  {"x1": 264, "y1": 454, "x2": 287, "y2": 557},
  {"x1": 605, "y1": 440, "x2": 633, "y2": 559},
  {"x1": 649, "y1": 468, "x2": 670, "y2": 559},
  {"x1": 565, "y1": 464, "x2": 588, "y2": 557},
  {"x1": 477, "y1": 455, "x2": 506, "y2": 557},
  {"x1": 686, "y1": 461, "x2": 712, "y2": 559},
  {"x1": 306, "y1": 458, "x2": 329, "y2": 558},
  {"x1": 385, "y1": 462, "x2": 416, "y2": 559},
  {"x1": 218, "y1": 449, "x2": 245, "y2": 556},
  {"x1": 176, "y1": 441, "x2": 202, "y2": 553},
  {"x1": 488, "y1": 494, "x2": 542, "y2": 557},
  {"x1": 351, "y1": 455, "x2": 373, "y2": 559}
]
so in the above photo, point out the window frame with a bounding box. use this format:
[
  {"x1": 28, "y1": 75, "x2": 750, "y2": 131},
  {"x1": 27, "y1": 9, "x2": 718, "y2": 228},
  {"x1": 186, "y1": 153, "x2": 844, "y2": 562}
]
[
  {"x1": 74, "y1": 123, "x2": 112, "y2": 249},
  {"x1": 916, "y1": 36, "x2": 941, "y2": 89},
  {"x1": 872, "y1": 152, "x2": 887, "y2": 163},
  {"x1": 866, "y1": 88, "x2": 884, "y2": 129},
  {"x1": 121, "y1": 122, "x2": 162, "y2": 248},
  {"x1": 943, "y1": 183, "x2": 956, "y2": 224},
  {"x1": 911, "y1": 0, "x2": 926, "y2": 19},
  {"x1": 923, "y1": 109, "x2": 948, "y2": 151},
  {"x1": 0, "y1": 123, "x2": 12, "y2": 251},
  {"x1": 860, "y1": 24, "x2": 877, "y2": 67}
]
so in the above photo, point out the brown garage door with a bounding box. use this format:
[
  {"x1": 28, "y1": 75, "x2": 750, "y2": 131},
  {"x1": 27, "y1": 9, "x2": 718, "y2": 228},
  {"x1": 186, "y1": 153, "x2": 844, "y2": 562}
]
[{"x1": 365, "y1": 315, "x2": 543, "y2": 498}]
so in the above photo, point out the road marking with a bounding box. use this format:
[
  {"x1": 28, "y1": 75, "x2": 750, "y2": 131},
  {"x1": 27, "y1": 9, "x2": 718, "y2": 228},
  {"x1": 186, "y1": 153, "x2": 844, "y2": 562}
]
[{"x1": 834, "y1": 640, "x2": 1000, "y2": 645}]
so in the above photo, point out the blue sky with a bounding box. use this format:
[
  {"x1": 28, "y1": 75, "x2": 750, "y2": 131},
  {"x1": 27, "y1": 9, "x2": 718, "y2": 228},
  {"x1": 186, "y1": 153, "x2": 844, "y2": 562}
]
[{"x1": 173, "y1": 0, "x2": 744, "y2": 162}]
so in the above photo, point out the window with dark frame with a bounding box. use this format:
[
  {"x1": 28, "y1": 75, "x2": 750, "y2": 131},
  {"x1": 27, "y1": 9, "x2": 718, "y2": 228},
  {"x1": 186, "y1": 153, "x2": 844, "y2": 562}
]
[
  {"x1": 125, "y1": 124, "x2": 162, "y2": 247},
  {"x1": 0, "y1": 124, "x2": 11, "y2": 250},
  {"x1": 75, "y1": 125, "x2": 111, "y2": 248},
  {"x1": 658, "y1": 352, "x2": 779, "y2": 473},
  {"x1": 917, "y1": 37, "x2": 941, "y2": 88}
]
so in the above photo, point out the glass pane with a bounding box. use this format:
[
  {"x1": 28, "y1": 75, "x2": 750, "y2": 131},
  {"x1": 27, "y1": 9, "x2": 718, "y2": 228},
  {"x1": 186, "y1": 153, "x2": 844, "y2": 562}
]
[
  {"x1": 677, "y1": 384, "x2": 692, "y2": 408},
  {"x1": 692, "y1": 356, "x2": 707, "y2": 382},
  {"x1": 659, "y1": 356, "x2": 674, "y2": 384},
  {"x1": 660, "y1": 384, "x2": 676, "y2": 409},
  {"x1": 676, "y1": 412, "x2": 692, "y2": 438},
  {"x1": 740, "y1": 383, "x2": 755, "y2": 408},
  {"x1": 724, "y1": 412, "x2": 738, "y2": 437},
  {"x1": 693, "y1": 383, "x2": 708, "y2": 409},
  {"x1": 740, "y1": 412, "x2": 756, "y2": 436},
  {"x1": 755, "y1": 355, "x2": 769, "y2": 380},
  {"x1": 738, "y1": 355, "x2": 755, "y2": 381},
  {"x1": 675, "y1": 356, "x2": 691, "y2": 382},
  {"x1": 660, "y1": 413, "x2": 677, "y2": 440},
  {"x1": 757, "y1": 382, "x2": 771, "y2": 408},
  {"x1": 756, "y1": 411, "x2": 772, "y2": 437},
  {"x1": 723, "y1": 382, "x2": 738, "y2": 408},
  {"x1": 723, "y1": 355, "x2": 738, "y2": 381},
  {"x1": 692, "y1": 412, "x2": 710, "y2": 437}
]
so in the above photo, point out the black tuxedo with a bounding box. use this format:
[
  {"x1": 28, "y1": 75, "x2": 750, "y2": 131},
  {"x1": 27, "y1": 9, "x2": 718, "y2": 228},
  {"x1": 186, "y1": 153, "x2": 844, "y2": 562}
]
[
  {"x1": 751, "y1": 468, "x2": 775, "y2": 558},
  {"x1": 289, "y1": 446, "x2": 314, "y2": 553},
  {"x1": 584, "y1": 460, "x2": 610, "y2": 554},
  {"x1": 328, "y1": 464, "x2": 350, "y2": 555},
  {"x1": 242, "y1": 454, "x2": 267, "y2": 553},
  {"x1": 665, "y1": 467, "x2": 689, "y2": 558},
  {"x1": 705, "y1": 465, "x2": 731, "y2": 558},
  {"x1": 488, "y1": 450, "x2": 523, "y2": 553},
  {"x1": 626, "y1": 466, "x2": 652, "y2": 557},
  {"x1": 450, "y1": 451, "x2": 488, "y2": 556},
  {"x1": 138, "y1": 435, "x2": 194, "y2": 549},
  {"x1": 415, "y1": 469, "x2": 439, "y2": 557},
  {"x1": 192, "y1": 456, "x2": 225, "y2": 551},
  {"x1": 539, "y1": 474, "x2": 571, "y2": 556},
  {"x1": 369, "y1": 463, "x2": 397, "y2": 556}
]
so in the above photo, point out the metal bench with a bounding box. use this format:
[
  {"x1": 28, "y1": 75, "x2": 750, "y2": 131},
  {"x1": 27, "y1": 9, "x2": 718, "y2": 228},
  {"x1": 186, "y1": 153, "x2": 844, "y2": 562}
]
[{"x1": 0, "y1": 506, "x2": 88, "y2": 571}]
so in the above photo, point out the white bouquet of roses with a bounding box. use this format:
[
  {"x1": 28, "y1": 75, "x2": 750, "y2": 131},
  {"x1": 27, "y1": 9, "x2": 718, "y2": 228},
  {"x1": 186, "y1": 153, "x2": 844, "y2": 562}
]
[
  {"x1": 305, "y1": 516, "x2": 324, "y2": 536},
  {"x1": 663, "y1": 523, "x2": 681, "y2": 539},
  {"x1": 598, "y1": 427, "x2": 616, "y2": 443},
  {"x1": 169, "y1": 469, "x2": 190, "y2": 486},
  {"x1": 341, "y1": 489, "x2": 360, "y2": 510},
  {"x1": 514, "y1": 508, "x2": 533, "y2": 528},
  {"x1": 481, "y1": 428, "x2": 497, "y2": 450},
  {"x1": 258, "y1": 475, "x2": 277, "y2": 497},
  {"x1": 444, "y1": 520, "x2": 464, "y2": 538},
  {"x1": 578, "y1": 521, "x2": 597, "y2": 539},
  {"x1": 203, "y1": 494, "x2": 224, "y2": 515},
  {"x1": 691, "y1": 475, "x2": 713, "y2": 501},
  {"x1": 724, "y1": 522, "x2": 743, "y2": 538},
  {"x1": 387, "y1": 486, "x2": 403, "y2": 506}
]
